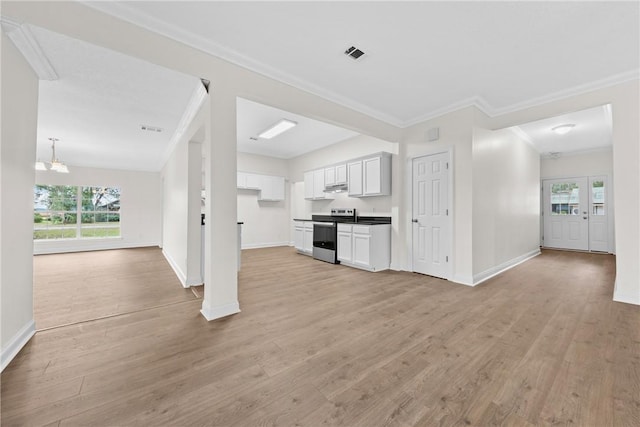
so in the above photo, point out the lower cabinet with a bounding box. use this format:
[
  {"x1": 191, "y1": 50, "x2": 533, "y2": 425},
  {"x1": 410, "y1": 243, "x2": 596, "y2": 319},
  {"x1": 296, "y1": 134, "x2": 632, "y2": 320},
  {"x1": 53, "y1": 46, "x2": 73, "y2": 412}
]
[
  {"x1": 337, "y1": 223, "x2": 390, "y2": 271},
  {"x1": 294, "y1": 220, "x2": 314, "y2": 255}
]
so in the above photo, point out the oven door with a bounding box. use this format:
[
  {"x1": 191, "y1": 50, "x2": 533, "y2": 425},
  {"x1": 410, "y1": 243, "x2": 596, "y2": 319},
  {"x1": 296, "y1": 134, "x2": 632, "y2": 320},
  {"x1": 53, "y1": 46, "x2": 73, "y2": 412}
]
[{"x1": 312, "y1": 222, "x2": 338, "y2": 263}]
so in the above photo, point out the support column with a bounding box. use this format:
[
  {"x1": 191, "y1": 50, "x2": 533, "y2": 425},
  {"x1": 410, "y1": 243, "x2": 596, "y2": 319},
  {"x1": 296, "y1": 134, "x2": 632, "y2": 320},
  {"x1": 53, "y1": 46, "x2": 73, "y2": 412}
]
[{"x1": 200, "y1": 88, "x2": 240, "y2": 320}]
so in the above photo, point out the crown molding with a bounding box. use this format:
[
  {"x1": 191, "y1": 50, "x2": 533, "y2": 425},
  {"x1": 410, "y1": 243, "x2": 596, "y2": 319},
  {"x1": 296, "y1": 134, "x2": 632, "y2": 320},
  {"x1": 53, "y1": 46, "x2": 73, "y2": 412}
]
[
  {"x1": 1, "y1": 16, "x2": 58, "y2": 81},
  {"x1": 78, "y1": 3, "x2": 640, "y2": 130},
  {"x1": 487, "y1": 69, "x2": 640, "y2": 118}
]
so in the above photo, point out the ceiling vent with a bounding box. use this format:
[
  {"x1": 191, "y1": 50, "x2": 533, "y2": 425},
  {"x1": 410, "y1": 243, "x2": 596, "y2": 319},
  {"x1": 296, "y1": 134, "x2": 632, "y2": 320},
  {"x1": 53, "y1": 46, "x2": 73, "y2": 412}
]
[
  {"x1": 344, "y1": 46, "x2": 365, "y2": 60},
  {"x1": 141, "y1": 125, "x2": 163, "y2": 133}
]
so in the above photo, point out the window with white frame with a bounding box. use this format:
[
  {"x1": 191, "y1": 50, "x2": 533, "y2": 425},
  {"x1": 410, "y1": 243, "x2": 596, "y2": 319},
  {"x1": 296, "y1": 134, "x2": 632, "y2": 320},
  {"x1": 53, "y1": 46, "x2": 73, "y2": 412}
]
[{"x1": 34, "y1": 185, "x2": 121, "y2": 240}]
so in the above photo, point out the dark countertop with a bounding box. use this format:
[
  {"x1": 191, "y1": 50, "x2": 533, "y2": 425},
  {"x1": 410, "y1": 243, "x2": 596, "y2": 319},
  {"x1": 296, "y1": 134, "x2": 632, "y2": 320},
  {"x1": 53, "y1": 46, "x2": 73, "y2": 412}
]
[{"x1": 293, "y1": 218, "x2": 313, "y2": 221}]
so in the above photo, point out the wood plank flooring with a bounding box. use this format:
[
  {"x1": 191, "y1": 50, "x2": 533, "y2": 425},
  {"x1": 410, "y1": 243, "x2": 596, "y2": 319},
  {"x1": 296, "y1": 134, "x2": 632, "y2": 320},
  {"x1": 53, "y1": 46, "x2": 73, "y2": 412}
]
[
  {"x1": 33, "y1": 247, "x2": 197, "y2": 330},
  {"x1": 2, "y1": 247, "x2": 638, "y2": 426}
]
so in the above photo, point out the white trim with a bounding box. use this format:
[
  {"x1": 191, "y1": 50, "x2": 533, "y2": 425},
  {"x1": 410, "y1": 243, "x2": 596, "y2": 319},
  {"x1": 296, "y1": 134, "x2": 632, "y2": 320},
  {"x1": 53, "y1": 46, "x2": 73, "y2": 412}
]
[
  {"x1": 452, "y1": 274, "x2": 474, "y2": 287},
  {"x1": 0, "y1": 17, "x2": 58, "y2": 80},
  {"x1": 1, "y1": 320, "x2": 36, "y2": 372},
  {"x1": 406, "y1": 147, "x2": 454, "y2": 281},
  {"x1": 34, "y1": 240, "x2": 160, "y2": 255},
  {"x1": 162, "y1": 248, "x2": 188, "y2": 288},
  {"x1": 471, "y1": 249, "x2": 541, "y2": 286},
  {"x1": 200, "y1": 300, "x2": 240, "y2": 321},
  {"x1": 241, "y1": 241, "x2": 290, "y2": 250},
  {"x1": 160, "y1": 83, "x2": 208, "y2": 169}
]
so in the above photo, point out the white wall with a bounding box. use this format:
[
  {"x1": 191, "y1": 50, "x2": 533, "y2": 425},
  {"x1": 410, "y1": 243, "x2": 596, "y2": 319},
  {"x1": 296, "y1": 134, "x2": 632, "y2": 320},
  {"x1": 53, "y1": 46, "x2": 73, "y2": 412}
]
[
  {"x1": 162, "y1": 139, "x2": 202, "y2": 287},
  {"x1": 34, "y1": 166, "x2": 162, "y2": 254},
  {"x1": 401, "y1": 107, "x2": 475, "y2": 282},
  {"x1": 541, "y1": 149, "x2": 613, "y2": 178},
  {"x1": 472, "y1": 127, "x2": 540, "y2": 281},
  {"x1": 1, "y1": 31, "x2": 39, "y2": 370},
  {"x1": 237, "y1": 152, "x2": 290, "y2": 248}
]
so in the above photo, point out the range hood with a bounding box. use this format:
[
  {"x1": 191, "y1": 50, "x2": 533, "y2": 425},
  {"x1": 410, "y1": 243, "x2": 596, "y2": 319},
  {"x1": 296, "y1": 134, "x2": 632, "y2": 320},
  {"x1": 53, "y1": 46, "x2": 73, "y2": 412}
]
[{"x1": 324, "y1": 182, "x2": 348, "y2": 193}]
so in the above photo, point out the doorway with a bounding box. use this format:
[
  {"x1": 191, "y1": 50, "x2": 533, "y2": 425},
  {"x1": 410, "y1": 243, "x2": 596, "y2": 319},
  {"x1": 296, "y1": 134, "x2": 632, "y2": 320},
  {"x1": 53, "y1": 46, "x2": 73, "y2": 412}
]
[
  {"x1": 411, "y1": 151, "x2": 452, "y2": 279},
  {"x1": 542, "y1": 175, "x2": 610, "y2": 252}
]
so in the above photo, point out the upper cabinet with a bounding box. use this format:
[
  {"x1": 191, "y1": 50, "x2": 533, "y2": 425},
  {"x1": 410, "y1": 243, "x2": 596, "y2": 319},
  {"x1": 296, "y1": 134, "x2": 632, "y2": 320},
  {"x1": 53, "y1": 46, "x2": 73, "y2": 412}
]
[
  {"x1": 237, "y1": 172, "x2": 285, "y2": 201},
  {"x1": 304, "y1": 168, "x2": 334, "y2": 200},
  {"x1": 304, "y1": 151, "x2": 391, "y2": 199},
  {"x1": 348, "y1": 153, "x2": 391, "y2": 197}
]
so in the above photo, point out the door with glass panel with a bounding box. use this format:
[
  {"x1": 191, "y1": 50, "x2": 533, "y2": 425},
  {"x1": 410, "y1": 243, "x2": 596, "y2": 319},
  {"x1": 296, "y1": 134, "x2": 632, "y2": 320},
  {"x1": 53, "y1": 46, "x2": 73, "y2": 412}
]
[
  {"x1": 543, "y1": 177, "x2": 589, "y2": 250},
  {"x1": 588, "y1": 176, "x2": 608, "y2": 252}
]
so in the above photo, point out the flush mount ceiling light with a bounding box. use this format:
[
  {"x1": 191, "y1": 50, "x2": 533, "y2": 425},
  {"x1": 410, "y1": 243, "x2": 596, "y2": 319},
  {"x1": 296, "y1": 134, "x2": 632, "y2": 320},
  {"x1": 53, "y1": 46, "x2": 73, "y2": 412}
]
[
  {"x1": 36, "y1": 137, "x2": 69, "y2": 173},
  {"x1": 551, "y1": 124, "x2": 575, "y2": 135},
  {"x1": 258, "y1": 119, "x2": 297, "y2": 139}
]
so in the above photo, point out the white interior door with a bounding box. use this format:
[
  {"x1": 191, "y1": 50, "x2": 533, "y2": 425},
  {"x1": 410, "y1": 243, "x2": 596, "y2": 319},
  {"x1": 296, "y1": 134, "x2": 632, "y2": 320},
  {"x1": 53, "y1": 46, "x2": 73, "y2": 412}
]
[
  {"x1": 588, "y1": 176, "x2": 608, "y2": 252},
  {"x1": 543, "y1": 177, "x2": 589, "y2": 250},
  {"x1": 412, "y1": 152, "x2": 450, "y2": 279}
]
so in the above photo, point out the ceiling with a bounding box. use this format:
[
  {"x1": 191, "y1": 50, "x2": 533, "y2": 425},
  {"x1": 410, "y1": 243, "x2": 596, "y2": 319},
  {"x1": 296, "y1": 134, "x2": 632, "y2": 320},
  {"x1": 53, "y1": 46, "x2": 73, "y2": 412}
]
[
  {"x1": 237, "y1": 98, "x2": 358, "y2": 159},
  {"x1": 86, "y1": 1, "x2": 640, "y2": 127},
  {"x1": 8, "y1": 2, "x2": 637, "y2": 171},
  {"x1": 513, "y1": 105, "x2": 612, "y2": 156},
  {"x1": 31, "y1": 26, "x2": 204, "y2": 172}
]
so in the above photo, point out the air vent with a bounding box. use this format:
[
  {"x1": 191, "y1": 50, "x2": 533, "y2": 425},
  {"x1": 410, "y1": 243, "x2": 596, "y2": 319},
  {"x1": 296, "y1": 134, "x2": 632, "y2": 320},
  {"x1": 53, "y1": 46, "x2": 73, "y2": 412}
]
[
  {"x1": 344, "y1": 46, "x2": 365, "y2": 60},
  {"x1": 249, "y1": 136, "x2": 258, "y2": 141},
  {"x1": 141, "y1": 125, "x2": 163, "y2": 133}
]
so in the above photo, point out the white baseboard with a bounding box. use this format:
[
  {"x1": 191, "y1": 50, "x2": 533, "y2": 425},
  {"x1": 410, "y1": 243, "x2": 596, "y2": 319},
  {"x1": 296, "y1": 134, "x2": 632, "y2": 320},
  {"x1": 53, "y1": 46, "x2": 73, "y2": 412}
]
[
  {"x1": 241, "y1": 241, "x2": 290, "y2": 250},
  {"x1": 452, "y1": 274, "x2": 474, "y2": 287},
  {"x1": 613, "y1": 279, "x2": 640, "y2": 305},
  {"x1": 1, "y1": 320, "x2": 36, "y2": 372},
  {"x1": 200, "y1": 300, "x2": 240, "y2": 321},
  {"x1": 162, "y1": 249, "x2": 188, "y2": 287},
  {"x1": 472, "y1": 249, "x2": 541, "y2": 286}
]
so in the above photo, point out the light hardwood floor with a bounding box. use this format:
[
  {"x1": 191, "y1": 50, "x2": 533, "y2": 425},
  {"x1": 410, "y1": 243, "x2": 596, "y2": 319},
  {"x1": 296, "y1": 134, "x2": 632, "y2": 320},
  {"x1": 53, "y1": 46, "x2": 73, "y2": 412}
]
[{"x1": 1, "y1": 247, "x2": 638, "y2": 426}]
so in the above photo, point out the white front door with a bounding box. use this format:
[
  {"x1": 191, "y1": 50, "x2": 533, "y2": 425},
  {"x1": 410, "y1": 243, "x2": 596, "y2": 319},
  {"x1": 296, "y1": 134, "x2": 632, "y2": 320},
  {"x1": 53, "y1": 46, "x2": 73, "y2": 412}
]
[
  {"x1": 412, "y1": 152, "x2": 450, "y2": 279},
  {"x1": 543, "y1": 177, "x2": 589, "y2": 250}
]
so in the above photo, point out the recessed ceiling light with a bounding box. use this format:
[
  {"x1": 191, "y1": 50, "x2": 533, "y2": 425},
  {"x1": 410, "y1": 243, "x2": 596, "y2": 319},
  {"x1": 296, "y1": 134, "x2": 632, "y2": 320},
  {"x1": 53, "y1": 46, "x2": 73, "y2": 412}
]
[
  {"x1": 551, "y1": 124, "x2": 575, "y2": 135},
  {"x1": 258, "y1": 119, "x2": 297, "y2": 139}
]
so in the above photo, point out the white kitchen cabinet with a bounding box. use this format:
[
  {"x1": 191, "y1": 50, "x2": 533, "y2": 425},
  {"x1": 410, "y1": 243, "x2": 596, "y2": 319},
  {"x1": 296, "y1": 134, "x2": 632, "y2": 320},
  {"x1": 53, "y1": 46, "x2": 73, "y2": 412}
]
[
  {"x1": 246, "y1": 173, "x2": 262, "y2": 190},
  {"x1": 237, "y1": 172, "x2": 248, "y2": 188},
  {"x1": 347, "y1": 161, "x2": 363, "y2": 196},
  {"x1": 304, "y1": 168, "x2": 334, "y2": 200},
  {"x1": 337, "y1": 224, "x2": 353, "y2": 263},
  {"x1": 325, "y1": 166, "x2": 336, "y2": 186},
  {"x1": 336, "y1": 164, "x2": 347, "y2": 184},
  {"x1": 313, "y1": 169, "x2": 325, "y2": 198},
  {"x1": 303, "y1": 224, "x2": 314, "y2": 254},
  {"x1": 259, "y1": 175, "x2": 285, "y2": 201},
  {"x1": 304, "y1": 171, "x2": 314, "y2": 200},
  {"x1": 294, "y1": 220, "x2": 314, "y2": 255},
  {"x1": 348, "y1": 153, "x2": 391, "y2": 197},
  {"x1": 336, "y1": 223, "x2": 391, "y2": 272},
  {"x1": 237, "y1": 172, "x2": 285, "y2": 201}
]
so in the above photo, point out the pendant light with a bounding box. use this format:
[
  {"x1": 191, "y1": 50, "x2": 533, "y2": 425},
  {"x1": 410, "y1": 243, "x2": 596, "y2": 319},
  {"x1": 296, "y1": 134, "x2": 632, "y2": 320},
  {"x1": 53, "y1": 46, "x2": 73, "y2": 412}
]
[{"x1": 36, "y1": 138, "x2": 69, "y2": 173}]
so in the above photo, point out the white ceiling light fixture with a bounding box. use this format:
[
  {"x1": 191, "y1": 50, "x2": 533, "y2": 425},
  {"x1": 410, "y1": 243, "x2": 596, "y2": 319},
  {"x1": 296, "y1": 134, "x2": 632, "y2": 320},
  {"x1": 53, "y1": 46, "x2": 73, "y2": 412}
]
[
  {"x1": 551, "y1": 124, "x2": 576, "y2": 135},
  {"x1": 38, "y1": 137, "x2": 69, "y2": 173},
  {"x1": 258, "y1": 119, "x2": 297, "y2": 139}
]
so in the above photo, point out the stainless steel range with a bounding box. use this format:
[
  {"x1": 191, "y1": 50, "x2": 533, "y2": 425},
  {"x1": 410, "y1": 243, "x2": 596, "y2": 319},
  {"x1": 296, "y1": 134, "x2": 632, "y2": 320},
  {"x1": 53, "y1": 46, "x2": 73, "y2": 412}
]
[{"x1": 311, "y1": 208, "x2": 356, "y2": 264}]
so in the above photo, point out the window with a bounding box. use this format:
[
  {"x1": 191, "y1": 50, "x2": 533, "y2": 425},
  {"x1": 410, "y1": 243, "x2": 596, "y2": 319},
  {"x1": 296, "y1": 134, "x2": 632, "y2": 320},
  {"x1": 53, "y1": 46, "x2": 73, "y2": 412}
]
[
  {"x1": 550, "y1": 182, "x2": 580, "y2": 215},
  {"x1": 34, "y1": 185, "x2": 120, "y2": 240},
  {"x1": 592, "y1": 180, "x2": 605, "y2": 215}
]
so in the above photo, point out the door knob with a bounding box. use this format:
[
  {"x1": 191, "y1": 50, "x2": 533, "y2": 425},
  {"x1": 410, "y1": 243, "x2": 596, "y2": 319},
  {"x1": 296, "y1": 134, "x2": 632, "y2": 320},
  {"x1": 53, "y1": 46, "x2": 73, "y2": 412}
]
[
  {"x1": 583, "y1": 216, "x2": 588, "y2": 219},
  {"x1": 412, "y1": 218, "x2": 418, "y2": 223}
]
